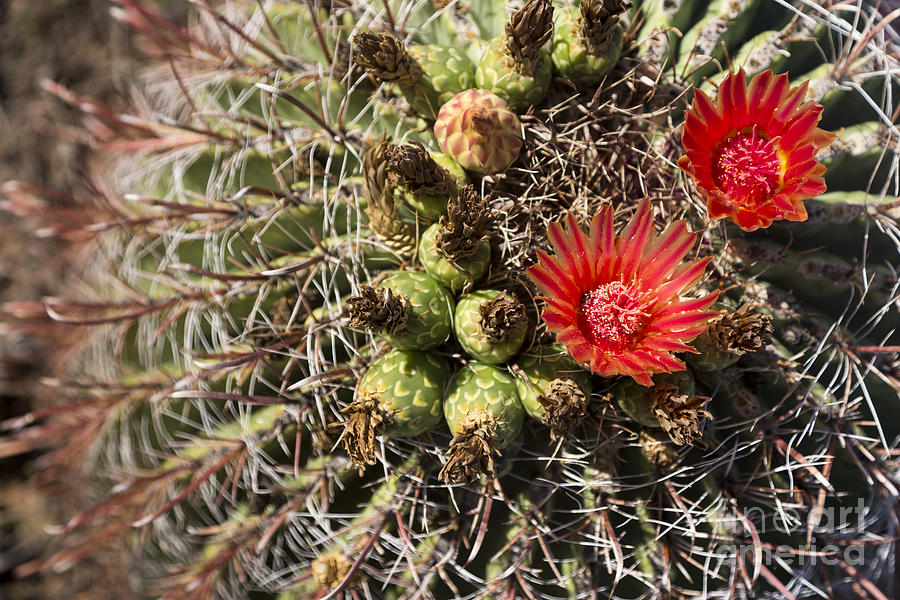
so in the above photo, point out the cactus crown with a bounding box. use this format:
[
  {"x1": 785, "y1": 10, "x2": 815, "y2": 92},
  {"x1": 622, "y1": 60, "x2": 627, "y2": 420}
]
[
  {"x1": 2, "y1": 0, "x2": 898, "y2": 597},
  {"x1": 503, "y1": 0, "x2": 554, "y2": 73},
  {"x1": 354, "y1": 31, "x2": 421, "y2": 85}
]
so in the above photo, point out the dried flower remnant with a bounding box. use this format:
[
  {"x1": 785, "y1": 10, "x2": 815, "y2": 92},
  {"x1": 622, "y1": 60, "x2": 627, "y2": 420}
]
[
  {"x1": 354, "y1": 31, "x2": 421, "y2": 86},
  {"x1": 346, "y1": 285, "x2": 410, "y2": 335},
  {"x1": 436, "y1": 185, "x2": 494, "y2": 262},
  {"x1": 528, "y1": 200, "x2": 719, "y2": 385},
  {"x1": 387, "y1": 142, "x2": 456, "y2": 197},
  {"x1": 336, "y1": 394, "x2": 394, "y2": 467},
  {"x1": 537, "y1": 377, "x2": 588, "y2": 440},
  {"x1": 479, "y1": 294, "x2": 527, "y2": 341},
  {"x1": 707, "y1": 304, "x2": 773, "y2": 355},
  {"x1": 650, "y1": 382, "x2": 712, "y2": 446},
  {"x1": 503, "y1": 0, "x2": 555, "y2": 74},
  {"x1": 678, "y1": 69, "x2": 835, "y2": 231},
  {"x1": 439, "y1": 412, "x2": 500, "y2": 484}
]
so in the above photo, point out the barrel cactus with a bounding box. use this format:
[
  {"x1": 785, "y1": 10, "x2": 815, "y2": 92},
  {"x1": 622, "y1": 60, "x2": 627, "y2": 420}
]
[{"x1": 2, "y1": 0, "x2": 899, "y2": 598}]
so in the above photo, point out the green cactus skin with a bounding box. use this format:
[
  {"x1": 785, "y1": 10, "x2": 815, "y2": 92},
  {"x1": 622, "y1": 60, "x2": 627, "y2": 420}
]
[
  {"x1": 376, "y1": 271, "x2": 454, "y2": 351},
  {"x1": 418, "y1": 223, "x2": 491, "y2": 294},
  {"x1": 453, "y1": 290, "x2": 527, "y2": 364},
  {"x1": 550, "y1": 6, "x2": 623, "y2": 86},
  {"x1": 405, "y1": 45, "x2": 477, "y2": 117},
  {"x1": 396, "y1": 152, "x2": 468, "y2": 222},
  {"x1": 514, "y1": 345, "x2": 591, "y2": 421},
  {"x1": 475, "y1": 37, "x2": 553, "y2": 112},
  {"x1": 356, "y1": 350, "x2": 449, "y2": 436},
  {"x1": 443, "y1": 363, "x2": 524, "y2": 449},
  {"x1": 675, "y1": 0, "x2": 761, "y2": 83}
]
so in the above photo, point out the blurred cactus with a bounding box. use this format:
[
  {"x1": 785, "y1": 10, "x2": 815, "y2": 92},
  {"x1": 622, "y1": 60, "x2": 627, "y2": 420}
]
[{"x1": 1, "y1": 0, "x2": 899, "y2": 598}]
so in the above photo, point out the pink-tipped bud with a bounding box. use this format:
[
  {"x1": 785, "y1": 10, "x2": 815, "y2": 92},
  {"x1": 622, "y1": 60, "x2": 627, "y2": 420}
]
[{"x1": 434, "y1": 89, "x2": 522, "y2": 175}]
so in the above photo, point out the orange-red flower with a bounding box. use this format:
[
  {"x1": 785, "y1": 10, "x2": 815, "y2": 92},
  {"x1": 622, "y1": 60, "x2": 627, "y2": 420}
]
[
  {"x1": 678, "y1": 69, "x2": 836, "y2": 231},
  {"x1": 527, "y1": 201, "x2": 719, "y2": 386}
]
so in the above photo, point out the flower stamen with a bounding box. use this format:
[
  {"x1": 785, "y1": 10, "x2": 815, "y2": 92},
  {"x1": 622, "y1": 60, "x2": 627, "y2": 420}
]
[
  {"x1": 712, "y1": 128, "x2": 782, "y2": 208},
  {"x1": 578, "y1": 281, "x2": 650, "y2": 350}
]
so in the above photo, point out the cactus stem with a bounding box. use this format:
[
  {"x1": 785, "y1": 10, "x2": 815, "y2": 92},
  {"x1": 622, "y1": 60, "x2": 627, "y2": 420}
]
[
  {"x1": 537, "y1": 378, "x2": 588, "y2": 440},
  {"x1": 440, "y1": 411, "x2": 500, "y2": 483},
  {"x1": 650, "y1": 384, "x2": 711, "y2": 446},
  {"x1": 346, "y1": 285, "x2": 410, "y2": 335},
  {"x1": 479, "y1": 294, "x2": 526, "y2": 341},
  {"x1": 503, "y1": 0, "x2": 554, "y2": 74},
  {"x1": 334, "y1": 393, "x2": 395, "y2": 467}
]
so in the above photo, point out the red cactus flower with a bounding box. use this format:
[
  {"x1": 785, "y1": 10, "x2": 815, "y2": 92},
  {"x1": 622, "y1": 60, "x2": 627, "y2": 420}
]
[
  {"x1": 527, "y1": 201, "x2": 719, "y2": 386},
  {"x1": 678, "y1": 69, "x2": 836, "y2": 231}
]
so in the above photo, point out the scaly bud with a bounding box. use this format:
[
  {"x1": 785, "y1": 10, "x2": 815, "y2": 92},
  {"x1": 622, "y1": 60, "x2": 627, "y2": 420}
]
[{"x1": 434, "y1": 89, "x2": 522, "y2": 174}]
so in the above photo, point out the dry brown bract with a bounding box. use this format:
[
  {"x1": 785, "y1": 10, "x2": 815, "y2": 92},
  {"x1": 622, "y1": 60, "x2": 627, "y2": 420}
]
[
  {"x1": 346, "y1": 285, "x2": 411, "y2": 335},
  {"x1": 708, "y1": 304, "x2": 773, "y2": 354},
  {"x1": 537, "y1": 378, "x2": 588, "y2": 440},
  {"x1": 651, "y1": 383, "x2": 712, "y2": 446},
  {"x1": 439, "y1": 412, "x2": 500, "y2": 483}
]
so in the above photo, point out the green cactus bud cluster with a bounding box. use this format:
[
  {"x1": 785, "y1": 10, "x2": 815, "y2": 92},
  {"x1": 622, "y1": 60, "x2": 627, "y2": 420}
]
[{"x1": 2, "y1": 0, "x2": 899, "y2": 598}]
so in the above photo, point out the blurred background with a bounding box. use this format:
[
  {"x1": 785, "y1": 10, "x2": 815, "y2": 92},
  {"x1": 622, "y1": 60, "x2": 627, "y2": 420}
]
[{"x1": 0, "y1": 2, "x2": 179, "y2": 595}]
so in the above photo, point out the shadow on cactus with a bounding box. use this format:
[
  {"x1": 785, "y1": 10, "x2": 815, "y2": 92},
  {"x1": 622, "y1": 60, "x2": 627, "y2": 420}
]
[{"x1": 1, "y1": 0, "x2": 900, "y2": 598}]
